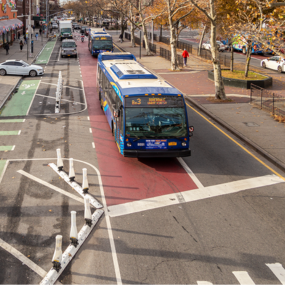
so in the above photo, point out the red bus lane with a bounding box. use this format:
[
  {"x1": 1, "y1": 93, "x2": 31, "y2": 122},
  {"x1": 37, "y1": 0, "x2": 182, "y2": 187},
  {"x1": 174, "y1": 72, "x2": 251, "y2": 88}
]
[{"x1": 78, "y1": 43, "x2": 197, "y2": 207}]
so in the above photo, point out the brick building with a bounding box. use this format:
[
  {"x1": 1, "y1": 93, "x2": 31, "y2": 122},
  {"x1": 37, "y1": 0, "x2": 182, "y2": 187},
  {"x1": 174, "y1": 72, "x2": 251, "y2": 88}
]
[{"x1": 0, "y1": 0, "x2": 23, "y2": 46}]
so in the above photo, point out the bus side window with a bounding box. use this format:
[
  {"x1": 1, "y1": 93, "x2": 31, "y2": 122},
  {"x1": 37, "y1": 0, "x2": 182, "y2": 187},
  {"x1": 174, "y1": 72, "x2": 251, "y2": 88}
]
[
  {"x1": 120, "y1": 106, "x2": 124, "y2": 133},
  {"x1": 98, "y1": 67, "x2": 103, "y2": 85}
]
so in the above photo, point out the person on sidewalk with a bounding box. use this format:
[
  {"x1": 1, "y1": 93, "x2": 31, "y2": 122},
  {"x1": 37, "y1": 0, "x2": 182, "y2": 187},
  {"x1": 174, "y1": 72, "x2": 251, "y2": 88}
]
[
  {"x1": 23, "y1": 35, "x2": 27, "y2": 44},
  {"x1": 18, "y1": 31, "x2": 21, "y2": 40},
  {"x1": 39, "y1": 28, "x2": 42, "y2": 36},
  {"x1": 4, "y1": 43, "x2": 9, "y2": 55},
  {"x1": 119, "y1": 33, "x2": 123, "y2": 43},
  {"x1": 182, "y1": 48, "x2": 189, "y2": 67},
  {"x1": 19, "y1": 40, "x2": 24, "y2": 51},
  {"x1": 35, "y1": 32, "x2": 38, "y2": 40}
]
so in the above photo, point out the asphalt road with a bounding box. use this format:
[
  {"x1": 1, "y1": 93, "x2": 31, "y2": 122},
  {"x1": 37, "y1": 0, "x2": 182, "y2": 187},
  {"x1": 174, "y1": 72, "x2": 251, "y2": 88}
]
[{"x1": 0, "y1": 31, "x2": 285, "y2": 285}]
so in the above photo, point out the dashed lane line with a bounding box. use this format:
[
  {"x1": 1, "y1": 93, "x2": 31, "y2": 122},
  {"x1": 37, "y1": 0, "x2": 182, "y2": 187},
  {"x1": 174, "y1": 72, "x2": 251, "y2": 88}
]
[
  {"x1": 233, "y1": 271, "x2": 255, "y2": 285},
  {"x1": 0, "y1": 119, "x2": 25, "y2": 123},
  {"x1": 0, "y1": 131, "x2": 20, "y2": 135},
  {"x1": 40, "y1": 81, "x2": 83, "y2": 90},
  {"x1": 266, "y1": 263, "x2": 285, "y2": 285},
  {"x1": 0, "y1": 237, "x2": 47, "y2": 278}
]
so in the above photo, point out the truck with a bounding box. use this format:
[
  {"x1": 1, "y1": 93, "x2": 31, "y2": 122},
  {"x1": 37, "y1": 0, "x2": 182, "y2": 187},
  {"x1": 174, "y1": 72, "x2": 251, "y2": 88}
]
[{"x1": 59, "y1": 20, "x2": 73, "y2": 41}]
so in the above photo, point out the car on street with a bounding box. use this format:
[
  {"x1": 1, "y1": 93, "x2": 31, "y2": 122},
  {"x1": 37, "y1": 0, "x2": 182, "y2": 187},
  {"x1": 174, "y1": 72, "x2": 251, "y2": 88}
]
[
  {"x1": 202, "y1": 41, "x2": 226, "y2": 52},
  {"x1": 61, "y1": 39, "x2": 77, "y2": 58},
  {"x1": 0, "y1": 60, "x2": 44, "y2": 77},
  {"x1": 72, "y1": 23, "x2": 80, "y2": 29},
  {"x1": 261, "y1": 55, "x2": 285, "y2": 73},
  {"x1": 52, "y1": 23, "x2": 58, "y2": 29},
  {"x1": 80, "y1": 26, "x2": 87, "y2": 34}
]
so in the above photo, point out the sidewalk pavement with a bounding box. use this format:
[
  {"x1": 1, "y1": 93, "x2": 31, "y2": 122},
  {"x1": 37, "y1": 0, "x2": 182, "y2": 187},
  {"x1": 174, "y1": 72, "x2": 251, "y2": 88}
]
[
  {"x1": 116, "y1": 39, "x2": 285, "y2": 173},
  {"x1": 0, "y1": 29, "x2": 49, "y2": 109}
]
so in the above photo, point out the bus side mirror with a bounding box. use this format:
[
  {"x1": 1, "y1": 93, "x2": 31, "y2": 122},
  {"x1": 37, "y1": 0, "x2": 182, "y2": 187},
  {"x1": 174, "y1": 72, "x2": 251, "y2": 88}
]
[
  {"x1": 189, "y1": 126, "x2": 194, "y2": 137},
  {"x1": 114, "y1": 109, "x2": 120, "y2": 118}
]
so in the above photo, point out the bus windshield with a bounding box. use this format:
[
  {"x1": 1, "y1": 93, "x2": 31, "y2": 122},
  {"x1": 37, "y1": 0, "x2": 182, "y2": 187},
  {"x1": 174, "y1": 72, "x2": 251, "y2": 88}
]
[
  {"x1": 125, "y1": 107, "x2": 187, "y2": 138},
  {"x1": 92, "y1": 39, "x2": 113, "y2": 50}
]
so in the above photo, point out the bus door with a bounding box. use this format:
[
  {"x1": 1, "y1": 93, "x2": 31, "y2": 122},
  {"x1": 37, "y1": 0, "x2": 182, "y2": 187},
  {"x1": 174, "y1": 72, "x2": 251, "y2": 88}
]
[{"x1": 114, "y1": 105, "x2": 124, "y2": 151}]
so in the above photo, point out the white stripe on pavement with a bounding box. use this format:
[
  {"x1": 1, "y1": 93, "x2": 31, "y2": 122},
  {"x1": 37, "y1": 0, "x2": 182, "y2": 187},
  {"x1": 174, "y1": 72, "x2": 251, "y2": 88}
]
[
  {"x1": 233, "y1": 271, "x2": 255, "y2": 285},
  {"x1": 107, "y1": 174, "x2": 284, "y2": 217},
  {"x1": 266, "y1": 263, "x2": 285, "y2": 285},
  {"x1": 197, "y1": 282, "x2": 213, "y2": 285},
  {"x1": 0, "y1": 237, "x2": 47, "y2": 278}
]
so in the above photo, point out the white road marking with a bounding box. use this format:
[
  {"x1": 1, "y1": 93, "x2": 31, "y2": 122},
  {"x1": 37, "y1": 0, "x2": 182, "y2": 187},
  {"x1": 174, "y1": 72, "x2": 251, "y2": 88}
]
[
  {"x1": 107, "y1": 174, "x2": 284, "y2": 217},
  {"x1": 0, "y1": 237, "x2": 47, "y2": 278},
  {"x1": 87, "y1": 116, "x2": 90, "y2": 120},
  {"x1": 18, "y1": 170, "x2": 84, "y2": 204},
  {"x1": 35, "y1": 94, "x2": 85, "y2": 105},
  {"x1": 89, "y1": 128, "x2": 92, "y2": 133},
  {"x1": 58, "y1": 48, "x2": 61, "y2": 61},
  {"x1": 26, "y1": 80, "x2": 41, "y2": 115},
  {"x1": 177, "y1": 157, "x2": 203, "y2": 188},
  {"x1": 266, "y1": 263, "x2": 285, "y2": 284},
  {"x1": 0, "y1": 160, "x2": 8, "y2": 184},
  {"x1": 92, "y1": 142, "x2": 95, "y2": 148},
  {"x1": 197, "y1": 282, "x2": 213, "y2": 285},
  {"x1": 40, "y1": 81, "x2": 83, "y2": 90},
  {"x1": 233, "y1": 271, "x2": 255, "y2": 285},
  {"x1": 11, "y1": 145, "x2": 15, "y2": 151},
  {"x1": 18, "y1": 130, "x2": 21, "y2": 135}
]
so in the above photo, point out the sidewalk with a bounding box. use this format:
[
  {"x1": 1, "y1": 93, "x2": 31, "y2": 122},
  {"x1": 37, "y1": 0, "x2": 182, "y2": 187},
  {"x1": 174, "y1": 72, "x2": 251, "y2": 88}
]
[
  {"x1": 116, "y1": 39, "x2": 285, "y2": 172},
  {"x1": 0, "y1": 29, "x2": 49, "y2": 109}
]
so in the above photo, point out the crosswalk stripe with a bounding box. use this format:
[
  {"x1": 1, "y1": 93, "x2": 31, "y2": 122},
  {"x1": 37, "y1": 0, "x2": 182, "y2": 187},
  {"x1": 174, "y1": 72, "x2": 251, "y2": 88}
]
[
  {"x1": 0, "y1": 119, "x2": 25, "y2": 123},
  {"x1": 233, "y1": 271, "x2": 255, "y2": 284},
  {"x1": 197, "y1": 282, "x2": 213, "y2": 285},
  {"x1": 0, "y1": 146, "x2": 15, "y2": 151},
  {"x1": 266, "y1": 263, "x2": 285, "y2": 285},
  {"x1": 0, "y1": 131, "x2": 20, "y2": 136}
]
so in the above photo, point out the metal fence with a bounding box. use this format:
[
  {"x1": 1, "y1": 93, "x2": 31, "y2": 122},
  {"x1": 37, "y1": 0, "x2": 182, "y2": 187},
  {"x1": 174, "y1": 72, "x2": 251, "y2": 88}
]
[
  {"x1": 177, "y1": 41, "x2": 192, "y2": 54},
  {"x1": 160, "y1": 47, "x2": 183, "y2": 67},
  {"x1": 198, "y1": 48, "x2": 230, "y2": 67},
  {"x1": 125, "y1": 32, "x2": 131, "y2": 40},
  {"x1": 250, "y1": 84, "x2": 285, "y2": 117},
  {"x1": 143, "y1": 40, "x2": 157, "y2": 54}
]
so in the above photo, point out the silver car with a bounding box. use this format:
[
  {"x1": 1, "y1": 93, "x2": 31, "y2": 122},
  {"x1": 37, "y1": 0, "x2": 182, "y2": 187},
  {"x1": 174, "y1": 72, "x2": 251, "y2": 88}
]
[
  {"x1": 0, "y1": 60, "x2": 44, "y2": 77},
  {"x1": 61, "y1": 39, "x2": 77, "y2": 58}
]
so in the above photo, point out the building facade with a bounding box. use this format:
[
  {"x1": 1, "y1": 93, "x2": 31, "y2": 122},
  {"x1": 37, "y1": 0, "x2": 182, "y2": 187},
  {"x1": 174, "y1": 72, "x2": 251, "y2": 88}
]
[{"x1": 0, "y1": 0, "x2": 23, "y2": 46}]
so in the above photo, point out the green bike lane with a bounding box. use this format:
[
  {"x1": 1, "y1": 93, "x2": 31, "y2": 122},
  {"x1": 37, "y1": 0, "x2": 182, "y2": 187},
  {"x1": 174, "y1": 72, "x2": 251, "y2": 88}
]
[{"x1": 34, "y1": 38, "x2": 57, "y2": 65}]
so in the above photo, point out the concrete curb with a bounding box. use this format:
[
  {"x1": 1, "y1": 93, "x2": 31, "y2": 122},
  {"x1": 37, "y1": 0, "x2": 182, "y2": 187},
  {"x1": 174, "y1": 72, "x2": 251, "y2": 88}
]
[
  {"x1": 0, "y1": 40, "x2": 49, "y2": 111},
  {"x1": 185, "y1": 96, "x2": 285, "y2": 174}
]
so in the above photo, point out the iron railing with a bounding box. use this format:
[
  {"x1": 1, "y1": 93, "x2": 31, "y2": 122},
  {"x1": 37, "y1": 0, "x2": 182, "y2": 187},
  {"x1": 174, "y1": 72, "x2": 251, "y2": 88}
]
[
  {"x1": 160, "y1": 47, "x2": 183, "y2": 67},
  {"x1": 143, "y1": 40, "x2": 157, "y2": 53},
  {"x1": 250, "y1": 84, "x2": 285, "y2": 117},
  {"x1": 125, "y1": 32, "x2": 131, "y2": 40}
]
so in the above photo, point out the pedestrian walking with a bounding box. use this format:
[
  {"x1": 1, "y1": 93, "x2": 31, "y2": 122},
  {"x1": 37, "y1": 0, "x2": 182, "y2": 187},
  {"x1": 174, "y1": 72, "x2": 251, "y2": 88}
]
[
  {"x1": 4, "y1": 42, "x2": 9, "y2": 55},
  {"x1": 35, "y1": 32, "x2": 38, "y2": 40},
  {"x1": 33, "y1": 25, "x2": 35, "y2": 33},
  {"x1": 31, "y1": 31, "x2": 33, "y2": 39},
  {"x1": 39, "y1": 28, "x2": 42, "y2": 36},
  {"x1": 119, "y1": 33, "x2": 123, "y2": 43},
  {"x1": 23, "y1": 35, "x2": 27, "y2": 44},
  {"x1": 182, "y1": 48, "x2": 189, "y2": 67},
  {"x1": 19, "y1": 40, "x2": 24, "y2": 51}
]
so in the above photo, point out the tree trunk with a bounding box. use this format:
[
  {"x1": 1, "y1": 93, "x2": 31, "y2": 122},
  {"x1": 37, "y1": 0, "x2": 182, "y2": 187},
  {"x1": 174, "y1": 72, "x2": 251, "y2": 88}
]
[
  {"x1": 142, "y1": 21, "x2": 151, "y2": 55},
  {"x1": 198, "y1": 25, "x2": 206, "y2": 56},
  {"x1": 245, "y1": 41, "x2": 252, "y2": 77},
  {"x1": 230, "y1": 46, "x2": 234, "y2": 72},
  {"x1": 209, "y1": 6, "x2": 226, "y2": 100},
  {"x1": 160, "y1": 24, "x2": 162, "y2": 41},
  {"x1": 169, "y1": 20, "x2": 179, "y2": 70},
  {"x1": 120, "y1": 13, "x2": 124, "y2": 36},
  {"x1": 130, "y1": 9, "x2": 135, "y2": 47}
]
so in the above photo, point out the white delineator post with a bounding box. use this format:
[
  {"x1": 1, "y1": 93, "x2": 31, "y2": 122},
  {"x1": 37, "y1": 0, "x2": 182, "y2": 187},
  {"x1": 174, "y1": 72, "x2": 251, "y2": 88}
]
[
  {"x1": 84, "y1": 197, "x2": 92, "y2": 227},
  {"x1": 52, "y1": 235, "x2": 62, "y2": 272},
  {"x1": 70, "y1": 211, "x2": 78, "y2": 247},
  {"x1": 69, "y1": 158, "x2": 75, "y2": 181},
  {"x1": 56, "y1": 149, "x2": 63, "y2": 170},
  {"x1": 82, "y1": 168, "x2": 89, "y2": 193}
]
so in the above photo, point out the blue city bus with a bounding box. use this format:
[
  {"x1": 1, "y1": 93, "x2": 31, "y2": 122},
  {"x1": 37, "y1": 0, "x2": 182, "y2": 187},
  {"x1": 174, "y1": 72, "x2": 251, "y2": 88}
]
[
  {"x1": 88, "y1": 29, "x2": 113, "y2": 57},
  {"x1": 97, "y1": 52, "x2": 194, "y2": 158}
]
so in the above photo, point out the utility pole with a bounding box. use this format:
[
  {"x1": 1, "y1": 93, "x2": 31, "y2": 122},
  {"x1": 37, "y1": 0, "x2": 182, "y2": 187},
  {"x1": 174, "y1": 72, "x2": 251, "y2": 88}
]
[{"x1": 29, "y1": 0, "x2": 31, "y2": 58}]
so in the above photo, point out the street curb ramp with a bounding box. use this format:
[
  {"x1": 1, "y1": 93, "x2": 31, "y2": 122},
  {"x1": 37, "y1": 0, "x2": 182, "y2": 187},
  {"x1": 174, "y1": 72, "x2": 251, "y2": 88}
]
[{"x1": 185, "y1": 96, "x2": 285, "y2": 174}]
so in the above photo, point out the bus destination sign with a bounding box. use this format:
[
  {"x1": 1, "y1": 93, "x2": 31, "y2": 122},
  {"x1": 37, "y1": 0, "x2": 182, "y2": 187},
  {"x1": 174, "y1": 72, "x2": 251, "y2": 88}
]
[
  {"x1": 95, "y1": 37, "x2": 107, "y2": 40},
  {"x1": 126, "y1": 96, "x2": 183, "y2": 107}
]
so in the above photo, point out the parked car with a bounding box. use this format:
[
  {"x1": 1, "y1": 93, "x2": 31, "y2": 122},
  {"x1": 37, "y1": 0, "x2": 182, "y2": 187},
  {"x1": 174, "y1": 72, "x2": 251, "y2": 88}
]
[
  {"x1": 202, "y1": 41, "x2": 226, "y2": 52},
  {"x1": 61, "y1": 39, "x2": 77, "y2": 58},
  {"x1": 0, "y1": 60, "x2": 44, "y2": 77},
  {"x1": 261, "y1": 56, "x2": 285, "y2": 73}
]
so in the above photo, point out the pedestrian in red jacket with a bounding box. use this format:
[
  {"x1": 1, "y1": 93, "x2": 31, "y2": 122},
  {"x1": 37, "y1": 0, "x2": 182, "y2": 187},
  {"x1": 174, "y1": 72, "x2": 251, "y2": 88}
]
[{"x1": 182, "y1": 49, "x2": 189, "y2": 67}]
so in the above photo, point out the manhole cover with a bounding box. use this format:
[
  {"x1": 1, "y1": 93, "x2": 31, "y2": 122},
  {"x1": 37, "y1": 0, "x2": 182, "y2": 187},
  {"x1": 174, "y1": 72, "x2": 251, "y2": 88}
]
[{"x1": 243, "y1": 122, "x2": 260, "y2": 127}]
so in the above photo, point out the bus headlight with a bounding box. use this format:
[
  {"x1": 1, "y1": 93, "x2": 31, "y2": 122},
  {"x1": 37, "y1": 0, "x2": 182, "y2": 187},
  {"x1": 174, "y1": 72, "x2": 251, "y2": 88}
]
[
  {"x1": 127, "y1": 142, "x2": 132, "y2": 147},
  {"x1": 182, "y1": 142, "x2": 187, "y2": 147}
]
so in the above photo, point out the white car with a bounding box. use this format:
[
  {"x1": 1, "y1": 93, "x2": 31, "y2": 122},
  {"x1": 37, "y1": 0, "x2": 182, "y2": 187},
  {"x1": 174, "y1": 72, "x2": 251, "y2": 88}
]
[
  {"x1": 52, "y1": 23, "x2": 58, "y2": 29},
  {"x1": 261, "y1": 56, "x2": 285, "y2": 73},
  {"x1": 202, "y1": 41, "x2": 226, "y2": 52},
  {"x1": 0, "y1": 60, "x2": 44, "y2": 77}
]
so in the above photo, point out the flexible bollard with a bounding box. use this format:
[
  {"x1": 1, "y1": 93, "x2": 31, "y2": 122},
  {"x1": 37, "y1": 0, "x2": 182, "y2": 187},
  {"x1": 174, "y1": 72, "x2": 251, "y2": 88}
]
[
  {"x1": 52, "y1": 235, "x2": 62, "y2": 272},
  {"x1": 70, "y1": 211, "x2": 78, "y2": 247},
  {"x1": 69, "y1": 158, "x2": 75, "y2": 181},
  {"x1": 82, "y1": 168, "x2": 89, "y2": 194},
  {"x1": 84, "y1": 197, "x2": 92, "y2": 227},
  {"x1": 56, "y1": 149, "x2": 63, "y2": 171}
]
